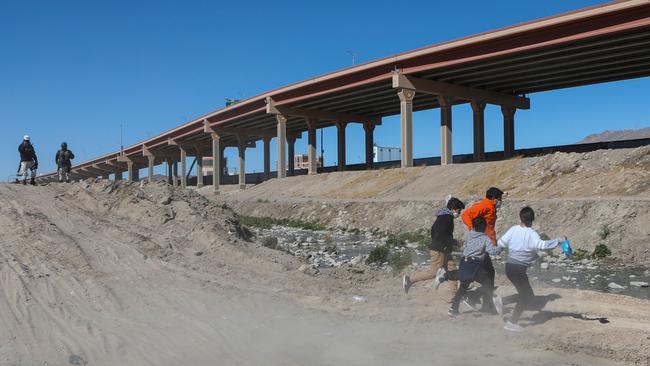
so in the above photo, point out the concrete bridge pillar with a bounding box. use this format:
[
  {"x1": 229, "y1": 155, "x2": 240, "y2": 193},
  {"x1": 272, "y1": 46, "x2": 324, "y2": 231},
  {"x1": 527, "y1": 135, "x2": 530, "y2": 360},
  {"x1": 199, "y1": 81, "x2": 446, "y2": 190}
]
[
  {"x1": 276, "y1": 115, "x2": 287, "y2": 179},
  {"x1": 439, "y1": 96, "x2": 453, "y2": 165},
  {"x1": 364, "y1": 121, "x2": 375, "y2": 169},
  {"x1": 115, "y1": 172, "x2": 123, "y2": 181},
  {"x1": 237, "y1": 137, "x2": 246, "y2": 190},
  {"x1": 397, "y1": 89, "x2": 415, "y2": 168},
  {"x1": 172, "y1": 162, "x2": 178, "y2": 187},
  {"x1": 147, "y1": 156, "x2": 155, "y2": 183},
  {"x1": 130, "y1": 166, "x2": 140, "y2": 182},
  {"x1": 211, "y1": 133, "x2": 220, "y2": 194},
  {"x1": 179, "y1": 146, "x2": 187, "y2": 188},
  {"x1": 195, "y1": 147, "x2": 204, "y2": 188},
  {"x1": 101, "y1": 173, "x2": 109, "y2": 180},
  {"x1": 263, "y1": 136, "x2": 271, "y2": 181},
  {"x1": 288, "y1": 135, "x2": 296, "y2": 176},
  {"x1": 502, "y1": 106, "x2": 516, "y2": 158},
  {"x1": 307, "y1": 119, "x2": 317, "y2": 175},
  {"x1": 471, "y1": 101, "x2": 486, "y2": 162},
  {"x1": 127, "y1": 162, "x2": 135, "y2": 182},
  {"x1": 219, "y1": 145, "x2": 226, "y2": 183},
  {"x1": 336, "y1": 121, "x2": 347, "y2": 171}
]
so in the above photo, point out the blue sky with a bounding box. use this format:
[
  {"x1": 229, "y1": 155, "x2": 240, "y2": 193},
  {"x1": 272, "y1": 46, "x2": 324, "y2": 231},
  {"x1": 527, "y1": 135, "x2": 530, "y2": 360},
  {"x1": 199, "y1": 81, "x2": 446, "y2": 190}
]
[{"x1": 1, "y1": 0, "x2": 649, "y2": 178}]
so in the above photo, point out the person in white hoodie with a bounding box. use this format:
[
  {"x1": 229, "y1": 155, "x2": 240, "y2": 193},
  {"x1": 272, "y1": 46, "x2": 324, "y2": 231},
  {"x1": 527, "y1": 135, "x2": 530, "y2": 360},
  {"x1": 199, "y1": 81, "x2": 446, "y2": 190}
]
[{"x1": 497, "y1": 206, "x2": 566, "y2": 332}]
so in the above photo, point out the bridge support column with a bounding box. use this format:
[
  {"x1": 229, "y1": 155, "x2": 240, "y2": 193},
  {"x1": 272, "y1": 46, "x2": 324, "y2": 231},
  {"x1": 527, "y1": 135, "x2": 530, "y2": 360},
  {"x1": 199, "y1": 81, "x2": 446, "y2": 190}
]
[
  {"x1": 502, "y1": 106, "x2": 516, "y2": 158},
  {"x1": 263, "y1": 136, "x2": 271, "y2": 180},
  {"x1": 179, "y1": 146, "x2": 187, "y2": 188},
  {"x1": 288, "y1": 135, "x2": 296, "y2": 176},
  {"x1": 127, "y1": 162, "x2": 135, "y2": 182},
  {"x1": 398, "y1": 89, "x2": 415, "y2": 168},
  {"x1": 195, "y1": 147, "x2": 204, "y2": 188},
  {"x1": 172, "y1": 162, "x2": 178, "y2": 187},
  {"x1": 132, "y1": 167, "x2": 140, "y2": 181},
  {"x1": 276, "y1": 115, "x2": 287, "y2": 179},
  {"x1": 364, "y1": 121, "x2": 375, "y2": 169},
  {"x1": 471, "y1": 101, "x2": 486, "y2": 162},
  {"x1": 439, "y1": 96, "x2": 453, "y2": 165},
  {"x1": 336, "y1": 121, "x2": 347, "y2": 171},
  {"x1": 219, "y1": 145, "x2": 226, "y2": 183},
  {"x1": 115, "y1": 172, "x2": 123, "y2": 181},
  {"x1": 238, "y1": 137, "x2": 246, "y2": 190},
  {"x1": 307, "y1": 119, "x2": 317, "y2": 175},
  {"x1": 147, "y1": 156, "x2": 155, "y2": 183},
  {"x1": 166, "y1": 159, "x2": 173, "y2": 185},
  {"x1": 101, "y1": 173, "x2": 109, "y2": 180},
  {"x1": 212, "y1": 133, "x2": 220, "y2": 194}
]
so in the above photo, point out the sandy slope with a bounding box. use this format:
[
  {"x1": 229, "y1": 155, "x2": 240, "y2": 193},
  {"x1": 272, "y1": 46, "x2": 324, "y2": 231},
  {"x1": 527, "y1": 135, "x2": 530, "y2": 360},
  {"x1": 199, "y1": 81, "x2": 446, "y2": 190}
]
[{"x1": 0, "y1": 181, "x2": 647, "y2": 365}]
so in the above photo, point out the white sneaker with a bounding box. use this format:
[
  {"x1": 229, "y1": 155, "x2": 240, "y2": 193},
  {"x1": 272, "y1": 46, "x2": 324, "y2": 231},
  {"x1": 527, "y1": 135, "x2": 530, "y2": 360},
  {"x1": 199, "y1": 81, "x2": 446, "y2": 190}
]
[
  {"x1": 492, "y1": 294, "x2": 504, "y2": 315},
  {"x1": 504, "y1": 321, "x2": 525, "y2": 332},
  {"x1": 433, "y1": 267, "x2": 446, "y2": 289},
  {"x1": 402, "y1": 275, "x2": 412, "y2": 294}
]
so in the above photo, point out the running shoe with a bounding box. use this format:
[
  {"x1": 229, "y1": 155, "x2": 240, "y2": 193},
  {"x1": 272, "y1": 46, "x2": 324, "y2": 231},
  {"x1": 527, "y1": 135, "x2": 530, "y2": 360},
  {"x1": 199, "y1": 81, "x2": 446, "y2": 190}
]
[
  {"x1": 402, "y1": 274, "x2": 412, "y2": 294},
  {"x1": 433, "y1": 267, "x2": 446, "y2": 289},
  {"x1": 504, "y1": 321, "x2": 525, "y2": 332}
]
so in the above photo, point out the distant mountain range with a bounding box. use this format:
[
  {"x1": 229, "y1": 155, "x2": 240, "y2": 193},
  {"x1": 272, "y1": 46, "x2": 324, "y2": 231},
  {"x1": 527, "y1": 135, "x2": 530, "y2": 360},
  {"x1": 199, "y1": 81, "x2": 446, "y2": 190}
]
[{"x1": 578, "y1": 126, "x2": 650, "y2": 143}]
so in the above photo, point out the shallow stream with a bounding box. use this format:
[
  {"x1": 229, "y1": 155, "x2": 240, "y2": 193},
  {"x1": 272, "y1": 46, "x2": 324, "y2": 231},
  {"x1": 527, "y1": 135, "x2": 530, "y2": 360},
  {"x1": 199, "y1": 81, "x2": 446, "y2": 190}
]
[{"x1": 255, "y1": 226, "x2": 650, "y2": 300}]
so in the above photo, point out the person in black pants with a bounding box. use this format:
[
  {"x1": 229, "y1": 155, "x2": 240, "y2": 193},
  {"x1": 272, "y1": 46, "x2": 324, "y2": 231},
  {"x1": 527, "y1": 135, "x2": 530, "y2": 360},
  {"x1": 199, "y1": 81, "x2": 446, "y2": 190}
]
[
  {"x1": 436, "y1": 217, "x2": 503, "y2": 317},
  {"x1": 497, "y1": 206, "x2": 565, "y2": 332},
  {"x1": 505, "y1": 263, "x2": 533, "y2": 324}
]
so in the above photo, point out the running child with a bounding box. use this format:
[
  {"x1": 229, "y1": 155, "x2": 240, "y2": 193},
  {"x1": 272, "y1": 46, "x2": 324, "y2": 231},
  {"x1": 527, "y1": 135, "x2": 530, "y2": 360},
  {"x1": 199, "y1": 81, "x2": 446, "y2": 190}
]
[
  {"x1": 435, "y1": 216, "x2": 503, "y2": 317},
  {"x1": 497, "y1": 206, "x2": 566, "y2": 332}
]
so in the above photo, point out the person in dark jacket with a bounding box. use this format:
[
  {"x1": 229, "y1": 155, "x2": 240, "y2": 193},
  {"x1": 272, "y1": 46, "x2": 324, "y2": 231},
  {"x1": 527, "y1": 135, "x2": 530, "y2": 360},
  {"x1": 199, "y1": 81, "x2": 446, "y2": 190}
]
[
  {"x1": 55, "y1": 142, "x2": 75, "y2": 183},
  {"x1": 402, "y1": 197, "x2": 465, "y2": 297},
  {"x1": 18, "y1": 135, "x2": 38, "y2": 185}
]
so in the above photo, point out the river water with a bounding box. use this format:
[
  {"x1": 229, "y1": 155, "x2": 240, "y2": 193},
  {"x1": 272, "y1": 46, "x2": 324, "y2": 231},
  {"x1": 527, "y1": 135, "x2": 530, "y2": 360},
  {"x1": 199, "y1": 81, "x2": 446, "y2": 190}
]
[{"x1": 255, "y1": 226, "x2": 650, "y2": 300}]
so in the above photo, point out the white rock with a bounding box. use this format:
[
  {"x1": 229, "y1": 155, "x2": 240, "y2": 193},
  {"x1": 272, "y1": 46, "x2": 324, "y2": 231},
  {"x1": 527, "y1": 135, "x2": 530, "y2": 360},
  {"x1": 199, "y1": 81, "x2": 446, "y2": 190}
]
[
  {"x1": 540, "y1": 262, "x2": 549, "y2": 270},
  {"x1": 628, "y1": 274, "x2": 637, "y2": 278},
  {"x1": 608, "y1": 282, "x2": 626, "y2": 289},
  {"x1": 351, "y1": 295, "x2": 367, "y2": 303},
  {"x1": 630, "y1": 281, "x2": 649, "y2": 287},
  {"x1": 562, "y1": 276, "x2": 571, "y2": 281},
  {"x1": 552, "y1": 278, "x2": 562, "y2": 283}
]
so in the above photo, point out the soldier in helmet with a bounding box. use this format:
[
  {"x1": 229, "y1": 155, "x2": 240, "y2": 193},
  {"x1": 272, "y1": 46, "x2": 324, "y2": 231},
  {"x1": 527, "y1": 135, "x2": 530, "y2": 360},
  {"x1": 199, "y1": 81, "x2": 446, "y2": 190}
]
[
  {"x1": 55, "y1": 142, "x2": 75, "y2": 183},
  {"x1": 18, "y1": 135, "x2": 38, "y2": 185}
]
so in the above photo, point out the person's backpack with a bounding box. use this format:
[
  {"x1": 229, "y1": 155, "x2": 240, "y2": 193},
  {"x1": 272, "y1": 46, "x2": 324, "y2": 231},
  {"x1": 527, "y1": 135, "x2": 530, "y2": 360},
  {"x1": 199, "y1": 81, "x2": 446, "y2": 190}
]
[{"x1": 59, "y1": 150, "x2": 73, "y2": 163}]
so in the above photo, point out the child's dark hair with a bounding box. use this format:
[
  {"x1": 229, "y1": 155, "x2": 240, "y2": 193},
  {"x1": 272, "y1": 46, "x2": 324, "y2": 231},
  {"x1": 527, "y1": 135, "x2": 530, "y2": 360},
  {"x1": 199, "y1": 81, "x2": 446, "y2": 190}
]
[
  {"x1": 520, "y1": 206, "x2": 535, "y2": 227},
  {"x1": 446, "y1": 197, "x2": 465, "y2": 211},
  {"x1": 472, "y1": 216, "x2": 487, "y2": 233},
  {"x1": 486, "y1": 187, "x2": 504, "y2": 200}
]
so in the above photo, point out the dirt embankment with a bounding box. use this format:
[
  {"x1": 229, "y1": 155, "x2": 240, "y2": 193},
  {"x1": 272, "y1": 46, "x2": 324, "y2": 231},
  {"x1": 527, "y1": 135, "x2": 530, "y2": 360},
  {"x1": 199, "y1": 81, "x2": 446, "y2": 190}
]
[
  {"x1": 217, "y1": 146, "x2": 650, "y2": 265},
  {"x1": 1, "y1": 180, "x2": 649, "y2": 365}
]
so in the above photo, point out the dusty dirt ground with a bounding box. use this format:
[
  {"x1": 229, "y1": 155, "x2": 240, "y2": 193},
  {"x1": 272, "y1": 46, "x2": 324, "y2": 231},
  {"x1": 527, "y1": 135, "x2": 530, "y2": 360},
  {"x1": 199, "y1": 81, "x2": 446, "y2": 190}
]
[
  {"x1": 1, "y1": 180, "x2": 648, "y2": 365},
  {"x1": 220, "y1": 146, "x2": 650, "y2": 265}
]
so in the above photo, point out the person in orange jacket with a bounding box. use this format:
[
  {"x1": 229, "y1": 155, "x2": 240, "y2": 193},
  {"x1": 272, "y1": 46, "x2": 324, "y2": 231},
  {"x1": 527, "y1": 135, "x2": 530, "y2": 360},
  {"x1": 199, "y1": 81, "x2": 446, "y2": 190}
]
[
  {"x1": 459, "y1": 187, "x2": 504, "y2": 311},
  {"x1": 461, "y1": 187, "x2": 504, "y2": 245}
]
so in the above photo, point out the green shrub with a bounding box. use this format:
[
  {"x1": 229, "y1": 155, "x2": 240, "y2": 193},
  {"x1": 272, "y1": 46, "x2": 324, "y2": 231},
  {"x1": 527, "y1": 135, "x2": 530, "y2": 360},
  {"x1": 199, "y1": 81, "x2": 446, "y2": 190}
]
[
  {"x1": 592, "y1": 244, "x2": 611, "y2": 259},
  {"x1": 261, "y1": 237, "x2": 279, "y2": 250},
  {"x1": 389, "y1": 252, "x2": 412, "y2": 273},
  {"x1": 386, "y1": 231, "x2": 429, "y2": 249},
  {"x1": 571, "y1": 248, "x2": 591, "y2": 261},
  {"x1": 366, "y1": 245, "x2": 390, "y2": 265}
]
